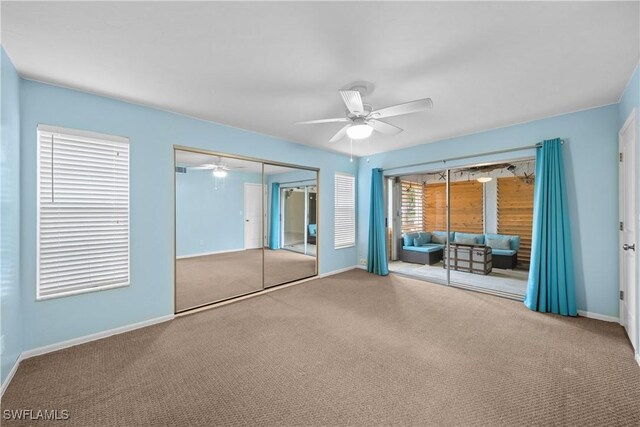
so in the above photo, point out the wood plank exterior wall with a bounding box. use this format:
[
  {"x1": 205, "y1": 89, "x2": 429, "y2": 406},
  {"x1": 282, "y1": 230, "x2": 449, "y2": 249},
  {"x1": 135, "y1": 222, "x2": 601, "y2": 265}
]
[
  {"x1": 497, "y1": 177, "x2": 534, "y2": 266},
  {"x1": 423, "y1": 181, "x2": 484, "y2": 234}
]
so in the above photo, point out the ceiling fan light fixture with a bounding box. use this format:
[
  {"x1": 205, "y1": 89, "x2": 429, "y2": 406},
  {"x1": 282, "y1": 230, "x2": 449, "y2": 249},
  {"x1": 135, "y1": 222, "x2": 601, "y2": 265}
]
[
  {"x1": 477, "y1": 176, "x2": 492, "y2": 183},
  {"x1": 213, "y1": 169, "x2": 228, "y2": 178},
  {"x1": 346, "y1": 122, "x2": 373, "y2": 140}
]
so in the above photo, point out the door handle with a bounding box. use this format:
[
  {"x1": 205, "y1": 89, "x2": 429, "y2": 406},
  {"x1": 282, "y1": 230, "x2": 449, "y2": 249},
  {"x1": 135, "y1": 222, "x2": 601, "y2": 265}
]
[
  {"x1": 245, "y1": 219, "x2": 250, "y2": 222},
  {"x1": 623, "y1": 244, "x2": 636, "y2": 251}
]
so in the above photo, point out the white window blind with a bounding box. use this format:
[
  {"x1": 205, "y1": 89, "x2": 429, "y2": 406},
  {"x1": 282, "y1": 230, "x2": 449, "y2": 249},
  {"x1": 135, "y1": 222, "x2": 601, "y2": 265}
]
[
  {"x1": 37, "y1": 125, "x2": 130, "y2": 299},
  {"x1": 401, "y1": 180, "x2": 423, "y2": 233},
  {"x1": 334, "y1": 173, "x2": 355, "y2": 249}
]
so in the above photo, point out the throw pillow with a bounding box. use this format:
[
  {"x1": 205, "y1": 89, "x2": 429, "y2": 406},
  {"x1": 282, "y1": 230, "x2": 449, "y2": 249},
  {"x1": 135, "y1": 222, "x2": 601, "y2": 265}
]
[
  {"x1": 403, "y1": 232, "x2": 419, "y2": 246},
  {"x1": 431, "y1": 234, "x2": 446, "y2": 244},
  {"x1": 414, "y1": 235, "x2": 429, "y2": 246},
  {"x1": 417, "y1": 231, "x2": 431, "y2": 243},
  {"x1": 454, "y1": 236, "x2": 477, "y2": 245},
  {"x1": 486, "y1": 237, "x2": 511, "y2": 250}
]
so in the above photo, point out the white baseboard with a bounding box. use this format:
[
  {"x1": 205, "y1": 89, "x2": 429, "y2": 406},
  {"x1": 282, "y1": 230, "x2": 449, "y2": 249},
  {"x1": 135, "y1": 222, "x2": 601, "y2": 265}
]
[
  {"x1": 2, "y1": 266, "x2": 353, "y2": 396},
  {"x1": 319, "y1": 265, "x2": 359, "y2": 277},
  {"x1": 22, "y1": 314, "x2": 174, "y2": 359},
  {"x1": 1, "y1": 354, "x2": 23, "y2": 397},
  {"x1": 1, "y1": 314, "x2": 174, "y2": 398},
  {"x1": 636, "y1": 352, "x2": 640, "y2": 367},
  {"x1": 176, "y1": 248, "x2": 244, "y2": 259},
  {"x1": 179, "y1": 266, "x2": 360, "y2": 317},
  {"x1": 577, "y1": 310, "x2": 619, "y2": 323}
]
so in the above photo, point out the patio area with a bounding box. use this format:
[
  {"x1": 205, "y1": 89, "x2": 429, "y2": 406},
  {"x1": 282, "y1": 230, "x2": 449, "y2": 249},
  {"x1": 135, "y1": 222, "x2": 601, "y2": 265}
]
[{"x1": 389, "y1": 260, "x2": 528, "y2": 297}]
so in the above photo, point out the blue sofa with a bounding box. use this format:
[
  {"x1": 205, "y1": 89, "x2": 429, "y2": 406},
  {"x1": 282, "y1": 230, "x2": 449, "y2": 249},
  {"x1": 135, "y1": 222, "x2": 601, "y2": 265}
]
[{"x1": 399, "y1": 231, "x2": 521, "y2": 268}]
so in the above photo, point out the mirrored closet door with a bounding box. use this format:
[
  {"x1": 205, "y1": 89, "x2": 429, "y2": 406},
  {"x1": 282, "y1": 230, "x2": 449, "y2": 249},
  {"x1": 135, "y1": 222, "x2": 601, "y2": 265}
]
[
  {"x1": 263, "y1": 164, "x2": 318, "y2": 288},
  {"x1": 175, "y1": 150, "x2": 264, "y2": 311},
  {"x1": 174, "y1": 148, "x2": 318, "y2": 313}
]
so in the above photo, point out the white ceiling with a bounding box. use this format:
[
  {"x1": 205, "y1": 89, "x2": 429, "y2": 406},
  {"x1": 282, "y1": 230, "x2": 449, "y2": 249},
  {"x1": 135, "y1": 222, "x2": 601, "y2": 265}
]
[{"x1": 2, "y1": 2, "x2": 639, "y2": 157}]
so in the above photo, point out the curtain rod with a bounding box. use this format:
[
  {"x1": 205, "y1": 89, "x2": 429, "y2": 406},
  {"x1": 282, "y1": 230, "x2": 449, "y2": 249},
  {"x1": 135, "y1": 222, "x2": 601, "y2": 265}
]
[{"x1": 382, "y1": 139, "x2": 564, "y2": 173}]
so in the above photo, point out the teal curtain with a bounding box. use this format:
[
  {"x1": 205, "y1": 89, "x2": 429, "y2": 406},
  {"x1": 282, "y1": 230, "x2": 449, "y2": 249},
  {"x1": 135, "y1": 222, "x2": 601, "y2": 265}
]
[
  {"x1": 269, "y1": 183, "x2": 280, "y2": 249},
  {"x1": 524, "y1": 138, "x2": 577, "y2": 316},
  {"x1": 368, "y1": 168, "x2": 388, "y2": 275}
]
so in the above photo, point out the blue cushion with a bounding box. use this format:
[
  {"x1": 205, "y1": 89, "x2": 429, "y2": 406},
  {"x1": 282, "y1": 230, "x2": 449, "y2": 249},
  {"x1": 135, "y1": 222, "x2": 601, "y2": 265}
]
[
  {"x1": 455, "y1": 232, "x2": 484, "y2": 245},
  {"x1": 403, "y1": 232, "x2": 420, "y2": 246},
  {"x1": 485, "y1": 233, "x2": 520, "y2": 251},
  {"x1": 417, "y1": 231, "x2": 431, "y2": 243},
  {"x1": 414, "y1": 232, "x2": 431, "y2": 246},
  {"x1": 431, "y1": 231, "x2": 454, "y2": 244},
  {"x1": 308, "y1": 224, "x2": 316, "y2": 236},
  {"x1": 454, "y1": 236, "x2": 477, "y2": 245},
  {"x1": 490, "y1": 248, "x2": 517, "y2": 256},
  {"x1": 486, "y1": 237, "x2": 511, "y2": 250},
  {"x1": 403, "y1": 244, "x2": 443, "y2": 253}
]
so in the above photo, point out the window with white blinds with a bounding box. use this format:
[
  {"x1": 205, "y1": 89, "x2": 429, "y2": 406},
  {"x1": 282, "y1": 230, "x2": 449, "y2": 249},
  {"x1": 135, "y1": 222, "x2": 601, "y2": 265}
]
[
  {"x1": 334, "y1": 173, "x2": 355, "y2": 249},
  {"x1": 401, "y1": 180, "x2": 423, "y2": 233},
  {"x1": 37, "y1": 125, "x2": 130, "y2": 300}
]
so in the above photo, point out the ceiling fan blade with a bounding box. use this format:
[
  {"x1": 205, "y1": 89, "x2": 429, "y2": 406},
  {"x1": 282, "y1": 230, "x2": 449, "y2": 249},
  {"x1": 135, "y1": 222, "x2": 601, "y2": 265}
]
[
  {"x1": 340, "y1": 90, "x2": 365, "y2": 115},
  {"x1": 368, "y1": 119, "x2": 403, "y2": 136},
  {"x1": 369, "y1": 98, "x2": 433, "y2": 119},
  {"x1": 190, "y1": 164, "x2": 215, "y2": 170},
  {"x1": 329, "y1": 124, "x2": 351, "y2": 142},
  {"x1": 296, "y1": 117, "x2": 349, "y2": 125}
]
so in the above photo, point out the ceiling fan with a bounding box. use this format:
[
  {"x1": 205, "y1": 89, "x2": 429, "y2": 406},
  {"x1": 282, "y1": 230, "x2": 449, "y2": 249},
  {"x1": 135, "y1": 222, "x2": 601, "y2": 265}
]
[
  {"x1": 297, "y1": 82, "x2": 433, "y2": 142},
  {"x1": 520, "y1": 171, "x2": 535, "y2": 185},
  {"x1": 188, "y1": 157, "x2": 244, "y2": 178}
]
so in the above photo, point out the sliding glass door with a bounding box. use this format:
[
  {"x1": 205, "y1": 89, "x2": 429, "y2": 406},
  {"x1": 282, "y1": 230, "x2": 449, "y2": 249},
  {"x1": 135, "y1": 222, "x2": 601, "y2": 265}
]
[
  {"x1": 280, "y1": 184, "x2": 316, "y2": 256},
  {"x1": 387, "y1": 159, "x2": 535, "y2": 299}
]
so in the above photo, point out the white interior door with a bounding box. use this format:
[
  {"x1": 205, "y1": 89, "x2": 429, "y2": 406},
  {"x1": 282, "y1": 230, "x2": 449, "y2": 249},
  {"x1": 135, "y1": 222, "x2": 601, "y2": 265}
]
[
  {"x1": 619, "y1": 108, "x2": 637, "y2": 352},
  {"x1": 244, "y1": 183, "x2": 262, "y2": 249}
]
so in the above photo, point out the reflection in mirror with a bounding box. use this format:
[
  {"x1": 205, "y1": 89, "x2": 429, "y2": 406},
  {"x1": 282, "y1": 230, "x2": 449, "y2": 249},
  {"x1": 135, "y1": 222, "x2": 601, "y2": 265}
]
[
  {"x1": 175, "y1": 150, "x2": 263, "y2": 311},
  {"x1": 264, "y1": 164, "x2": 318, "y2": 288}
]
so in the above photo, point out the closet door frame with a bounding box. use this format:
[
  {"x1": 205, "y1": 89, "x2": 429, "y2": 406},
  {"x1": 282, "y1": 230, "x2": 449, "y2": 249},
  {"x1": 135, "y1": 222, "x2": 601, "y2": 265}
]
[{"x1": 172, "y1": 145, "x2": 320, "y2": 314}]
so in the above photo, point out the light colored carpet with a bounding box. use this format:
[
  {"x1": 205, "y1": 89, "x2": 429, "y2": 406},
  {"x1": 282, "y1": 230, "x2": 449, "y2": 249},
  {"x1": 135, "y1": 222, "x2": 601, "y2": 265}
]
[
  {"x1": 283, "y1": 242, "x2": 316, "y2": 256},
  {"x1": 176, "y1": 249, "x2": 316, "y2": 311},
  {"x1": 389, "y1": 260, "x2": 528, "y2": 296},
  {"x1": 176, "y1": 250, "x2": 263, "y2": 311},
  {"x1": 264, "y1": 248, "x2": 315, "y2": 287},
  {"x1": 3, "y1": 269, "x2": 639, "y2": 426}
]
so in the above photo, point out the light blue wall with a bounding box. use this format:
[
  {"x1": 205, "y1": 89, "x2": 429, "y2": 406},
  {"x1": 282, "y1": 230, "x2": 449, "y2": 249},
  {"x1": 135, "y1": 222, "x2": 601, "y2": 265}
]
[
  {"x1": 358, "y1": 105, "x2": 620, "y2": 318},
  {"x1": 0, "y1": 48, "x2": 22, "y2": 384},
  {"x1": 19, "y1": 80, "x2": 357, "y2": 351},
  {"x1": 176, "y1": 169, "x2": 262, "y2": 257},
  {"x1": 11, "y1": 55, "x2": 635, "y2": 357}
]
